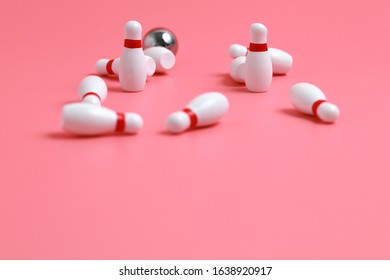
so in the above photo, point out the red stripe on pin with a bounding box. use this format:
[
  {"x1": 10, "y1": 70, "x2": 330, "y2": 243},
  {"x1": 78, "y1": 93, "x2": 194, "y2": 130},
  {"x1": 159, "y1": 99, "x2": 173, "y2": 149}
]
[
  {"x1": 83, "y1": 92, "x2": 101, "y2": 102},
  {"x1": 248, "y1": 43, "x2": 268, "y2": 52},
  {"x1": 124, "y1": 39, "x2": 142, "y2": 48},
  {"x1": 312, "y1": 100, "x2": 327, "y2": 117},
  {"x1": 106, "y1": 59, "x2": 115, "y2": 75},
  {"x1": 115, "y1": 112, "x2": 126, "y2": 132},
  {"x1": 182, "y1": 108, "x2": 198, "y2": 128}
]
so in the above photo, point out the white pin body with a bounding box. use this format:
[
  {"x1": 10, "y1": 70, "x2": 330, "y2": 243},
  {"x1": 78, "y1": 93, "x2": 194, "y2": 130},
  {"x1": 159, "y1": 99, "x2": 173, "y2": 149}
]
[
  {"x1": 97, "y1": 57, "x2": 155, "y2": 77},
  {"x1": 244, "y1": 23, "x2": 272, "y2": 92},
  {"x1": 166, "y1": 92, "x2": 229, "y2": 133},
  {"x1": 229, "y1": 56, "x2": 246, "y2": 83},
  {"x1": 62, "y1": 103, "x2": 143, "y2": 135},
  {"x1": 144, "y1": 46, "x2": 175, "y2": 73},
  {"x1": 187, "y1": 92, "x2": 229, "y2": 126},
  {"x1": 78, "y1": 75, "x2": 107, "y2": 105},
  {"x1": 165, "y1": 111, "x2": 191, "y2": 133},
  {"x1": 119, "y1": 50, "x2": 147, "y2": 92},
  {"x1": 268, "y1": 48, "x2": 293, "y2": 75},
  {"x1": 144, "y1": 55, "x2": 156, "y2": 77},
  {"x1": 96, "y1": 58, "x2": 120, "y2": 75},
  {"x1": 290, "y1": 82, "x2": 340, "y2": 123},
  {"x1": 119, "y1": 21, "x2": 147, "y2": 92},
  {"x1": 229, "y1": 44, "x2": 293, "y2": 75},
  {"x1": 228, "y1": 44, "x2": 247, "y2": 58}
]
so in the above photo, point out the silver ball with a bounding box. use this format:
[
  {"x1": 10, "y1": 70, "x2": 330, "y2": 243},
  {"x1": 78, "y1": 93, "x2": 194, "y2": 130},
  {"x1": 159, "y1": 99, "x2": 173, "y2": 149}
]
[{"x1": 143, "y1": 28, "x2": 178, "y2": 55}]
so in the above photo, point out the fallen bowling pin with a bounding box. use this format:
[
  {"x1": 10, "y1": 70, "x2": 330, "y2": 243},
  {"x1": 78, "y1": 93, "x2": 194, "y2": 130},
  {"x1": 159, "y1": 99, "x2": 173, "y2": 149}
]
[
  {"x1": 244, "y1": 23, "x2": 273, "y2": 92},
  {"x1": 96, "y1": 56, "x2": 156, "y2": 77},
  {"x1": 290, "y1": 82, "x2": 340, "y2": 123},
  {"x1": 119, "y1": 20, "x2": 148, "y2": 92},
  {"x1": 96, "y1": 58, "x2": 120, "y2": 75},
  {"x1": 229, "y1": 56, "x2": 246, "y2": 83},
  {"x1": 228, "y1": 44, "x2": 248, "y2": 58},
  {"x1": 78, "y1": 75, "x2": 107, "y2": 105},
  {"x1": 62, "y1": 103, "x2": 143, "y2": 135},
  {"x1": 144, "y1": 46, "x2": 175, "y2": 73},
  {"x1": 166, "y1": 92, "x2": 229, "y2": 134},
  {"x1": 268, "y1": 47, "x2": 293, "y2": 75},
  {"x1": 145, "y1": 56, "x2": 157, "y2": 77},
  {"x1": 229, "y1": 44, "x2": 293, "y2": 75}
]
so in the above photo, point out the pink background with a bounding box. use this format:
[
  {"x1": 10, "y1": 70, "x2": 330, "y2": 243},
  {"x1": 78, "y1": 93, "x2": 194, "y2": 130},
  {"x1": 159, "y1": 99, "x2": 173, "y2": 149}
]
[{"x1": 1, "y1": 0, "x2": 390, "y2": 259}]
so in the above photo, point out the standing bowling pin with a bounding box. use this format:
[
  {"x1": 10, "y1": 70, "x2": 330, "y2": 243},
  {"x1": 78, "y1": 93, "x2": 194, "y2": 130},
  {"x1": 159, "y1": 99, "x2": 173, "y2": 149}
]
[
  {"x1": 119, "y1": 20, "x2": 148, "y2": 92},
  {"x1": 244, "y1": 23, "x2": 272, "y2": 92},
  {"x1": 78, "y1": 75, "x2": 107, "y2": 105},
  {"x1": 229, "y1": 44, "x2": 293, "y2": 75},
  {"x1": 166, "y1": 92, "x2": 229, "y2": 133},
  {"x1": 144, "y1": 46, "x2": 176, "y2": 73},
  {"x1": 96, "y1": 56, "x2": 156, "y2": 77},
  {"x1": 62, "y1": 103, "x2": 143, "y2": 135},
  {"x1": 290, "y1": 82, "x2": 340, "y2": 123}
]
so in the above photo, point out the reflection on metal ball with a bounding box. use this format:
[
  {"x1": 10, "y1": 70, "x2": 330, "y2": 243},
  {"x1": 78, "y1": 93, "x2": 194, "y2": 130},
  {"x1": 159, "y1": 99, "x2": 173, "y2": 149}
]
[{"x1": 143, "y1": 28, "x2": 178, "y2": 55}]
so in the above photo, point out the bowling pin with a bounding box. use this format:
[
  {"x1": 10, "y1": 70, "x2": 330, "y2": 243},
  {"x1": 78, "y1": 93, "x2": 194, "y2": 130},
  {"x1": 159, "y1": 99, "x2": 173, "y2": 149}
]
[
  {"x1": 244, "y1": 23, "x2": 273, "y2": 92},
  {"x1": 119, "y1": 20, "x2": 148, "y2": 92},
  {"x1": 290, "y1": 82, "x2": 340, "y2": 123},
  {"x1": 78, "y1": 75, "x2": 107, "y2": 105},
  {"x1": 144, "y1": 46, "x2": 176, "y2": 73},
  {"x1": 62, "y1": 103, "x2": 143, "y2": 135},
  {"x1": 229, "y1": 56, "x2": 246, "y2": 83},
  {"x1": 166, "y1": 92, "x2": 229, "y2": 133},
  {"x1": 145, "y1": 55, "x2": 157, "y2": 77},
  {"x1": 96, "y1": 56, "x2": 156, "y2": 77},
  {"x1": 229, "y1": 44, "x2": 293, "y2": 75},
  {"x1": 96, "y1": 58, "x2": 120, "y2": 76},
  {"x1": 229, "y1": 44, "x2": 248, "y2": 58}
]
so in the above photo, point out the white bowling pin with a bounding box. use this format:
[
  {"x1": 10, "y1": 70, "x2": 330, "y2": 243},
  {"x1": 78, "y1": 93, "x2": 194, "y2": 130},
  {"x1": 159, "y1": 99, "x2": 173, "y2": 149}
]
[
  {"x1": 244, "y1": 23, "x2": 273, "y2": 92},
  {"x1": 145, "y1": 55, "x2": 157, "y2": 77},
  {"x1": 269, "y1": 47, "x2": 293, "y2": 75},
  {"x1": 144, "y1": 46, "x2": 176, "y2": 73},
  {"x1": 62, "y1": 103, "x2": 143, "y2": 135},
  {"x1": 119, "y1": 20, "x2": 148, "y2": 92},
  {"x1": 96, "y1": 58, "x2": 120, "y2": 75},
  {"x1": 229, "y1": 44, "x2": 248, "y2": 58},
  {"x1": 78, "y1": 75, "x2": 107, "y2": 105},
  {"x1": 229, "y1": 56, "x2": 246, "y2": 83},
  {"x1": 96, "y1": 56, "x2": 156, "y2": 77},
  {"x1": 290, "y1": 82, "x2": 340, "y2": 123},
  {"x1": 166, "y1": 92, "x2": 229, "y2": 133},
  {"x1": 229, "y1": 44, "x2": 292, "y2": 75}
]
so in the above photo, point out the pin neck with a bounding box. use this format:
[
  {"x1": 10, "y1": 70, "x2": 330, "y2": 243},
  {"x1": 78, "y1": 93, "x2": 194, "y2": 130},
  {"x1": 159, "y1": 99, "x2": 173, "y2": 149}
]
[
  {"x1": 83, "y1": 92, "x2": 101, "y2": 102},
  {"x1": 115, "y1": 112, "x2": 126, "y2": 132},
  {"x1": 106, "y1": 59, "x2": 115, "y2": 75},
  {"x1": 248, "y1": 43, "x2": 268, "y2": 52},
  {"x1": 182, "y1": 108, "x2": 198, "y2": 128},
  {"x1": 312, "y1": 100, "x2": 327, "y2": 117},
  {"x1": 124, "y1": 39, "x2": 142, "y2": 48}
]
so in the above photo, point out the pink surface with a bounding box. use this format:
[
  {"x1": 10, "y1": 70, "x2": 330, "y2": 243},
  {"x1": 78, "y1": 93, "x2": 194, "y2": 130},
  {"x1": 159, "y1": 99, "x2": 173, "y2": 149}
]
[{"x1": 1, "y1": 0, "x2": 390, "y2": 259}]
